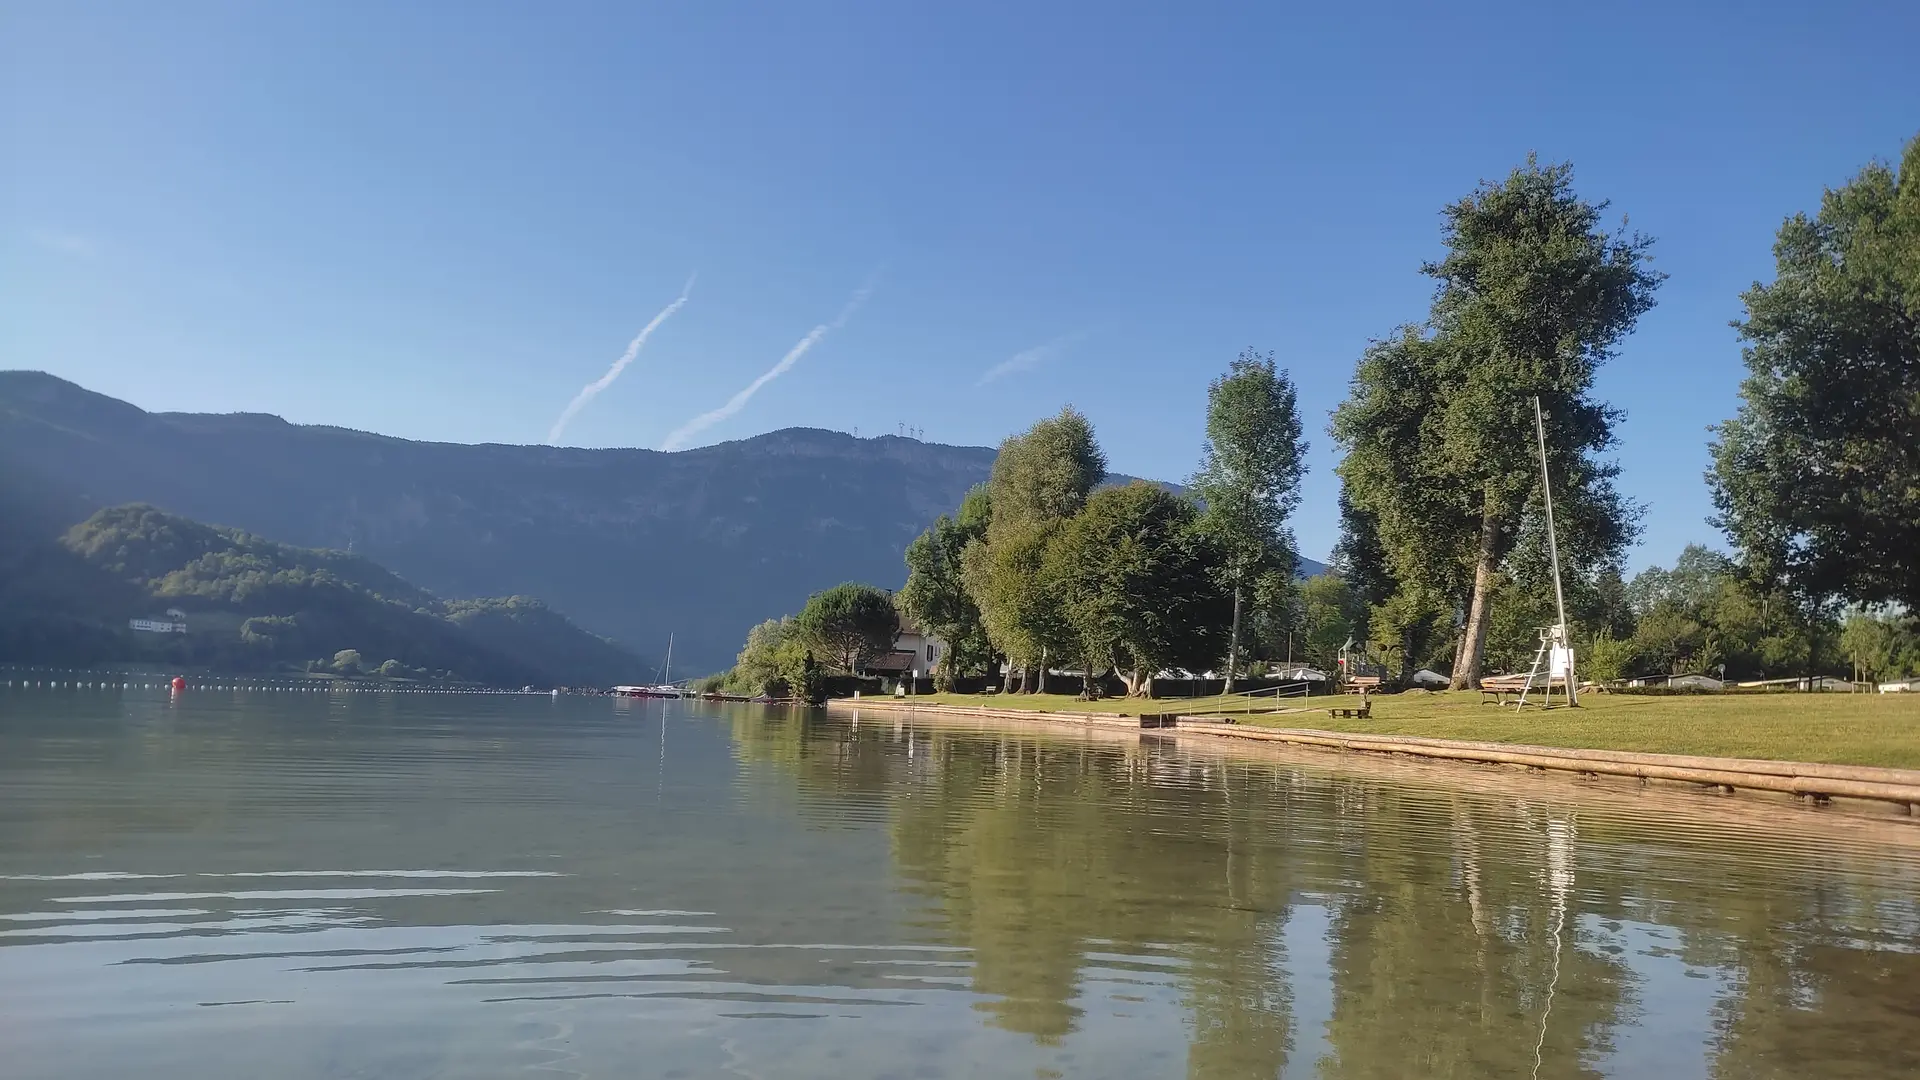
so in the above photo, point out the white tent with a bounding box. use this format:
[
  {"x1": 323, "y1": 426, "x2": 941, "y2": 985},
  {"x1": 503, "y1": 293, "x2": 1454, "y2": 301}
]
[{"x1": 1410, "y1": 669, "x2": 1449, "y2": 688}]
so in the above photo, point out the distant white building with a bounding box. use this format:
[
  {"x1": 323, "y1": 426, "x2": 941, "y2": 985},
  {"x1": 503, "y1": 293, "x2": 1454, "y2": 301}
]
[
  {"x1": 1880, "y1": 679, "x2": 1917, "y2": 693},
  {"x1": 130, "y1": 617, "x2": 188, "y2": 634},
  {"x1": 892, "y1": 621, "x2": 947, "y2": 680}
]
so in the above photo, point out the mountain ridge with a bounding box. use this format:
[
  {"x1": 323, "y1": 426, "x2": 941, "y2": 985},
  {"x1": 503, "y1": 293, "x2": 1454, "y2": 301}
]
[{"x1": 1, "y1": 371, "x2": 1325, "y2": 670}]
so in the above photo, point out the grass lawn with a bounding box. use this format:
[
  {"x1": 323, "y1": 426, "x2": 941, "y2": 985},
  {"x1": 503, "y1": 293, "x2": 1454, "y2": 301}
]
[{"x1": 891, "y1": 689, "x2": 1920, "y2": 770}]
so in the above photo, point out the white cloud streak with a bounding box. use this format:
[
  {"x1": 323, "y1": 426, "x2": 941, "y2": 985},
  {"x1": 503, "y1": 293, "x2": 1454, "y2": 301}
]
[
  {"x1": 977, "y1": 331, "x2": 1086, "y2": 386},
  {"x1": 547, "y1": 274, "x2": 696, "y2": 444},
  {"x1": 659, "y1": 281, "x2": 874, "y2": 452},
  {"x1": 28, "y1": 228, "x2": 98, "y2": 257}
]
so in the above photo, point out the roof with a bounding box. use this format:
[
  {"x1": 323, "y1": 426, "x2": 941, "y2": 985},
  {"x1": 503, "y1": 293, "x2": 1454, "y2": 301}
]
[{"x1": 862, "y1": 651, "x2": 918, "y2": 673}]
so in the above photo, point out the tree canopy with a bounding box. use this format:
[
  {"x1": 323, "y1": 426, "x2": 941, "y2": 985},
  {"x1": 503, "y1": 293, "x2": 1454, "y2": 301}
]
[
  {"x1": 794, "y1": 581, "x2": 901, "y2": 674},
  {"x1": 1709, "y1": 133, "x2": 1920, "y2": 610},
  {"x1": 1189, "y1": 349, "x2": 1307, "y2": 690},
  {"x1": 1047, "y1": 483, "x2": 1231, "y2": 696},
  {"x1": 899, "y1": 485, "x2": 994, "y2": 688},
  {"x1": 965, "y1": 408, "x2": 1106, "y2": 690},
  {"x1": 1333, "y1": 157, "x2": 1659, "y2": 688}
]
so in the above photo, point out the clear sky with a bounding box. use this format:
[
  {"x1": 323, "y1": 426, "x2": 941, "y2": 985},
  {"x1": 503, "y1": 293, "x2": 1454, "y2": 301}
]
[{"x1": 5, "y1": 1, "x2": 1916, "y2": 568}]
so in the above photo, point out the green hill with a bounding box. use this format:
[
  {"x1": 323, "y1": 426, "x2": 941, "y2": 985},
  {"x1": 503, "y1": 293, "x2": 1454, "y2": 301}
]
[{"x1": 0, "y1": 503, "x2": 648, "y2": 687}]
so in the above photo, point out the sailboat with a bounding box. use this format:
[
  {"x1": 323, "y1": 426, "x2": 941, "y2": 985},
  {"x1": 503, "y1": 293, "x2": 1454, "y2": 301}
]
[{"x1": 612, "y1": 634, "x2": 687, "y2": 697}]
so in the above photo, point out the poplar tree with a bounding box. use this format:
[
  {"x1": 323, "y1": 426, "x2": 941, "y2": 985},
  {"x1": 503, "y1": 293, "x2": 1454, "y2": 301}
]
[{"x1": 1189, "y1": 349, "x2": 1306, "y2": 692}]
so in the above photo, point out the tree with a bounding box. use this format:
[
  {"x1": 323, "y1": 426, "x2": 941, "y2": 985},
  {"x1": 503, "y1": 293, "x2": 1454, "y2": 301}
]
[
  {"x1": 1293, "y1": 573, "x2": 1361, "y2": 672},
  {"x1": 793, "y1": 583, "x2": 900, "y2": 675},
  {"x1": 900, "y1": 485, "x2": 993, "y2": 689},
  {"x1": 1709, "y1": 133, "x2": 1920, "y2": 610},
  {"x1": 1839, "y1": 610, "x2": 1901, "y2": 685},
  {"x1": 985, "y1": 407, "x2": 1106, "y2": 526},
  {"x1": 963, "y1": 520, "x2": 1065, "y2": 692},
  {"x1": 1046, "y1": 483, "x2": 1231, "y2": 697},
  {"x1": 1189, "y1": 350, "x2": 1307, "y2": 691},
  {"x1": 1333, "y1": 158, "x2": 1660, "y2": 688},
  {"x1": 727, "y1": 616, "x2": 807, "y2": 696},
  {"x1": 965, "y1": 408, "x2": 1106, "y2": 692},
  {"x1": 331, "y1": 648, "x2": 363, "y2": 674}
]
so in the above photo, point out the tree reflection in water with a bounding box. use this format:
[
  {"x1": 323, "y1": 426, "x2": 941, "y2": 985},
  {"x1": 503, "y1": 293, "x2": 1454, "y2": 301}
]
[{"x1": 729, "y1": 708, "x2": 1920, "y2": 1079}]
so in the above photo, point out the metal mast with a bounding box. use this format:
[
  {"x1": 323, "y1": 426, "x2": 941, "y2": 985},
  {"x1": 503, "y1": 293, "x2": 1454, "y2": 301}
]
[{"x1": 1532, "y1": 396, "x2": 1577, "y2": 706}]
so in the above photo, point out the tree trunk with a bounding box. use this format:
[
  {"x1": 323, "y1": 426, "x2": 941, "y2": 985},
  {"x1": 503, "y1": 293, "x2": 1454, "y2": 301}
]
[
  {"x1": 1036, "y1": 647, "x2": 1049, "y2": 694},
  {"x1": 1399, "y1": 627, "x2": 1416, "y2": 689},
  {"x1": 1451, "y1": 499, "x2": 1501, "y2": 690},
  {"x1": 1223, "y1": 582, "x2": 1243, "y2": 694}
]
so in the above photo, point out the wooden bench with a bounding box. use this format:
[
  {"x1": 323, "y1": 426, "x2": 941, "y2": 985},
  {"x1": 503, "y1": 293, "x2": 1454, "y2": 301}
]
[
  {"x1": 1343, "y1": 676, "x2": 1381, "y2": 695},
  {"x1": 1327, "y1": 699, "x2": 1372, "y2": 720},
  {"x1": 1479, "y1": 674, "x2": 1567, "y2": 704}
]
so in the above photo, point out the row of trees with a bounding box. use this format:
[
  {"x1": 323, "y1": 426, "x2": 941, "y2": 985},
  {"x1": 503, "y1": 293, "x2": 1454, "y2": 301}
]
[
  {"x1": 718, "y1": 133, "x2": 1916, "y2": 693},
  {"x1": 718, "y1": 354, "x2": 1310, "y2": 700},
  {"x1": 897, "y1": 351, "x2": 1308, "y2": 697},
  {"x1": 1282, "y1": 543, "x2": 1920, "y2": 687},
  {"x1": 1323, "y1": 134, "x2": 1918, "y2": 687},
  {"x1": 710, "y1": 581, "x2": 901, "y2": 698}
]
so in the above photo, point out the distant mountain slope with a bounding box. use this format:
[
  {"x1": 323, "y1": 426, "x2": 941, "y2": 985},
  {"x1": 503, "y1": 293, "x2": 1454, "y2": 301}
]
[
  {"x1": 0, "y1": 371, "x2": 1322, "y2": 670},
  {"x1": 2, "y1": 502, "x2": 646, "y2": 686}
]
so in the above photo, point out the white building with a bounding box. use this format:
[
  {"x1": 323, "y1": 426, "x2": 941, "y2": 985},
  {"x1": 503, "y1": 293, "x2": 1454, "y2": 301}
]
[
  {"x1": 130, "y1": 617, "x2": 188, "y2": 634},
  {"x1": 891, "y1": 621, "x2": 947, "y2": 680}
]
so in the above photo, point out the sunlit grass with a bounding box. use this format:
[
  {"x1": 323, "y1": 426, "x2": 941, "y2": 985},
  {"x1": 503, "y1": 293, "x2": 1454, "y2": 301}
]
[{"x1": 888, "y1": 688, "x2": 1920, "y2": 769}]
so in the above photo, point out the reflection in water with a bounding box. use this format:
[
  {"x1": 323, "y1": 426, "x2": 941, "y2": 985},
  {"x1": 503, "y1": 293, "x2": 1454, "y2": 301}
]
[{"x1": 0, "y1": 689, "x2": 1916, "y2": 1079}]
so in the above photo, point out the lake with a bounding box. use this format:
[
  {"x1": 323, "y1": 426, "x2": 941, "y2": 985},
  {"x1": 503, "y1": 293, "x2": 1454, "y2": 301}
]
[{"x1": 2, "y1": 687, "x2": 1917, "y2": 1079}]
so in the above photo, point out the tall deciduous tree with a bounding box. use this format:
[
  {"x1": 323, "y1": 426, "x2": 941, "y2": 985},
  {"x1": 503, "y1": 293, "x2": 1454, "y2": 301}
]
[
  {"x1": 900, "y1": 485, "x2": 994, "y2": 688},
  {"x1": 1709, "y1": 133, "x2": 1920, "y2": 610},
  {"x1": 1333, "y1": 158, "x2": 1659, "y2": 688},
  {"x1": 1189, "y1": 350, "x2": 1307, "y2": 691},
  {"x1": 1046, "y1": 483, "x2": 1230, "y2": 697},
  {"x1": 794, "y1": 582, "x2": 900, "y2": 675},
  {"x1": 964, "y1": 407, "x2": 1106, "y2": 692}
]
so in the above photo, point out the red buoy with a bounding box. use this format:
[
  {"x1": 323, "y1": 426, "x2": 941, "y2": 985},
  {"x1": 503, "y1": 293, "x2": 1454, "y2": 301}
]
[{"x1": 171, "y1": 676, "x2": 187, "y2": 691}]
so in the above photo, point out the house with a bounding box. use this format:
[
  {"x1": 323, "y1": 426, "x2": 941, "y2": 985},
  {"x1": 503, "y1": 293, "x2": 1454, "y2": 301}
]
[
  {"x1": 1879, "y1": 679, "x2": 1917, "y2": 693},
  {"x1": 129, "y1": 616, "x2": 188, "y2": 634},
  {"x1": 891, "y1": 620, "x2": 948, "y2": 680}
]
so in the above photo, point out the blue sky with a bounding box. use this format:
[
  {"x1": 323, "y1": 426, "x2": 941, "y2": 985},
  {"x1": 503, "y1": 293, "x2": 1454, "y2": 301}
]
[{"x1": 5, "y1": 2, "x2": 1916, "y2": 568}]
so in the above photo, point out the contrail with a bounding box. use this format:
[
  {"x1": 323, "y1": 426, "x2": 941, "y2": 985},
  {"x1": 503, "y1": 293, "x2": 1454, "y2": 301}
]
[
  {"x1": 547, "y1": 274, "x2": 696, "y2": 444},
  {"x1": 659, "y1": 282, "x2": 873, "y2": 452},
  {"x1": 977, "y1": 330, "x2": 1087, "y2": 386}
]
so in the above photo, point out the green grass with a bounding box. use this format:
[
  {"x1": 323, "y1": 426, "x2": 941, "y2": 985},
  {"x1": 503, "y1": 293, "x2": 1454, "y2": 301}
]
[{"x1": 890, "y1": 689, "x2": 1920, "y2": 769}]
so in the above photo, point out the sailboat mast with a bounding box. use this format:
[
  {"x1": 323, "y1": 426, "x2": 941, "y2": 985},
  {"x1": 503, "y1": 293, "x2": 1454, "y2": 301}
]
[
  {"x1": 665, "y1": 634, "x2": 673, "y2": 685},
  {"x1": 1532, "y1": 396, "x2": 1577, "y2": 706},
  {"x1": 1532, "y1": 396, "x2": 1569, "y2": 632}
]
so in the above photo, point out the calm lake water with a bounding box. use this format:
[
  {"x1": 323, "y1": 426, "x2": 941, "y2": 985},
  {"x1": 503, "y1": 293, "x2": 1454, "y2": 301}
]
[{"x1": 2, "y1": 688, "x2": 1917, "y2": 1079}]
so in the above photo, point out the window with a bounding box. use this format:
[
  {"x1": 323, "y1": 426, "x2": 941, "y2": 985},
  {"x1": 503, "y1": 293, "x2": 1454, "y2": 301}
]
[{"x1": 927, "y1": 643, "x2": 936, "y2": 661}]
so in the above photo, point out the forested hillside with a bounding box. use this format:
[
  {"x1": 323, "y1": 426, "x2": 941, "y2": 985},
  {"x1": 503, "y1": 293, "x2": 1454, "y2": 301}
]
[{"x1": 0, "y1": 503, "x2": 647, "y2": 686}]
